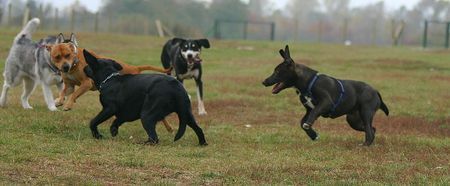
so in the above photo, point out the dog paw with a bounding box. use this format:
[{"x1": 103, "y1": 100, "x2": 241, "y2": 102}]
[
  {"x1": 93, "y1": 133, "x2": 103, "y2": 139},
  {"x1": 144, "y1": 139, "x2": 159, "y2": 145},
  {"x1": 302, "y1": 123, "x2": 311, "y2": 130},
  {"x1": 313, "y1": 135, "x2": 319, "y2": 141},
  {"x1": 63, "y1": 107, "x2": 72, "y2": 111},
  {"x1": 199, "y1": 110, "x2": 207, "y2": 116},
  {"x1": 200, "y1": 142, "x2": 208, "y2": 146},
  {"x1": 110, "y1": 126, "x2": 119, "y2": 137},
  {"x1": 48, "y1": 106, "x2": 58, "y2": 111}
]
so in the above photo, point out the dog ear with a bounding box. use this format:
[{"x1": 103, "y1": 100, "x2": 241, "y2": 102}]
[
  {"x1": 197, "y1": 39, "x2": 210, "y2": 48},
  {"x1": 69, "y1": 33, "x2": 79, "y2": 46},
  {"x1": 83, "y1": 49, "x2": 98, "y2": 68},
  {"x1": 83, "y1": 66, "x2": 94, "y2": 79},
  {"x1": 279, "y1": 49, "x2": 286, "y2": 59},
  {"x1": 111, "y1": 61, "x2": 123, "y2": 71},
  {"x1": 284, "y1": 45, "x2": 291, "y2": 59},
  {"x1": 45, "y1": 44, "x2": 53, "y2": 52},
  {"x1": 171, "y1": 37, "x2": 186, "y2": 45},
  {"x1": 56, "y1": 33, "x2": 65, "y2": 44}
]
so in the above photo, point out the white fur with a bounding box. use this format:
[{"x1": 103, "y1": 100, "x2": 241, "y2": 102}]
[
  {"x1": 197, "y1": 86, "x2": 207, "y2": 115},
  {"x1": 0, "y1": 18, "x2": 61, "y2": 111}
]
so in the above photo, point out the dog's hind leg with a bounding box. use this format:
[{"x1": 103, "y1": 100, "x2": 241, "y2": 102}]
[
  {"x1": 110, "y1": 118, "x2": 124, "y2": 137},
  {"x1": 179, "y1": 111, "x2": 207, "y2": 145},
  {"x1": 21, "y1": 77, "x2": 36, "y2": 109},
  {"x1": 359, "y1": 108, "x2": 376, "y2": 146},
  {"x1": 41, "y1": 83, "x2": 57, "y2": 111},
  {"x1": 300, "y1": 111, "x2": 319, "y2": 140},
  {"x1": 141, "y1": 115, "x2": 159, "y2": 144},
  {"x1": 161, "y1": 119, "x2": 174, "y2": 133},
  {"x1": 346, "y1": 111, "x2": 365, "y2": 132}
]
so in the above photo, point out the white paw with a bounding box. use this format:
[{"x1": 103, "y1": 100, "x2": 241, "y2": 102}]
[
  {"x1": 199, "y1": 110, "x2": 207, "y2": 116},
  {"x1": 302, "y1": 123, "x2": 311, "y2": 130},
  {"x1": 23, "y1": 105, "x2": 33, "y2": 109},
  {"x1": 314, "y1": 135, "x2": 319, "y2": 141},
  {"x1": 48, "y1": 106, "x2": 58, "y2": 111}
]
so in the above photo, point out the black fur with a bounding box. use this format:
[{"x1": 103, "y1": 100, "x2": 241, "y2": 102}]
[
  {"x1": 83, "y1": 49, "x2": 207, "y2": 146},
  {"x1": 161, "y1": 38, "x2": 210, "y2": 115},
  {"x1": 263, "y1": 45, "x2": 389, "y2": 146}
]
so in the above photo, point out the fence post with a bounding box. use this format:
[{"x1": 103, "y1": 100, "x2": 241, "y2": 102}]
[
  {"x1": 214, "y1": 20, "x2": 220, "y2": 39},
  {"x1": 54, "y1": 8, "x2": 59, "y2": 30},
  {"x1": 422, "y1": 20, "x2": 428, "y2": 48},
  {"x1": 22, "y1": 6, "x2": 30, "y2": 27},
  {"x1": 270, "y1": 22, "x2": 275, "y2": 41},
  {"x1": 445, "y1": 22, "x2": 450, "y2": 49},
  {"x1": 94, "y1": 12, "x2": 99, "y2": 33},
  {"x1": 70, "y1": 8, "x2": 75, "y2": 31},
  {"x1": 243, "y1": 20, "x2": 248, "y2": 40},
  {"x1": 7, "y1": 3, "x2": 11, "y2": 26}
]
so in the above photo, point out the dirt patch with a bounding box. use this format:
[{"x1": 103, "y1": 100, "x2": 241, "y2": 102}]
[{"x1": 430, "y1": 75, "x2": 450, "y2": 82}]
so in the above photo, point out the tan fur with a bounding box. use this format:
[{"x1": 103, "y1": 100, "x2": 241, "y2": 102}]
[{"x1": 47, "y1": 43, "x2": 173, "y2": 132}]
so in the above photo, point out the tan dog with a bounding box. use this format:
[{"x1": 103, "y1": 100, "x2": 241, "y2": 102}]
[{"x1": 46, "y1": 33, "x2": 173, "y2": 132}]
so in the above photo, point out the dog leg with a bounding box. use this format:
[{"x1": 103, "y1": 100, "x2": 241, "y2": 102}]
[
  {"x1": 359, "y1": 107, "x2": 376, "y2": 146},
  {"x1": 21, "y1": 78, "x2": 36, "y2": 109},
  {"x1": 346, "y1": 111, "x2": 365, "y2": 132},
  {"x1": 63, "y1": 81, "x2": 91, "y2": 111},
  {"x1": 41, "y1": 83, "x2": 58, "y2": 111},
  {"x1": 195, "y1": 79, "x2": 207, "y2": 115},
  {"x1": 55, "y1": 83, "x2": 69, "y2": 107},
  {"x1": 110, "y1": 118, "x2": 124, "y2": 137},
  {"x1": 302, "y1": 102, "x2": 331, "y2": 130},
  {"x1": 179, "y1": 111, "x2": 207, "y2": 145},
  {"x1": 141, "y1": 116, "x2": 159, "y2": 144},
  {"x1": 161, "y1": 119, "x2": 174, "y2": 133},
  {"x1": 300, "y1": 111, "x2": 319, "y2": 140},
  {"x1": 90, "y1": 109, "x2": 115, "y2": 139},
  {"x1": 0, "y1": 81, "x2": 11, "y2": 107}
]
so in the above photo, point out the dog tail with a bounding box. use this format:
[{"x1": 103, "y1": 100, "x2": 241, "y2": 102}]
[
  {"x1": 136, "y1": 65, "x2": 172, "y2": 74},
  {"x1": 15, "y1": 18, "x2": 40, "y2": 42},
  {"x1": 174, "y1": 113, "x2": 189, "y2": 142},
  {"x1": 377, "y1": 92, "x2": 389, "y2": 116}
]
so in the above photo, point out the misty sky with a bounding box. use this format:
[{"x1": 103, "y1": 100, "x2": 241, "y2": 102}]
[{"x1": 39, "y1": 0, "x2": 421, "y2": 13}]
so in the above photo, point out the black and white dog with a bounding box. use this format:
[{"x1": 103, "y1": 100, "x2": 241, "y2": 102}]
[
  {"x1": 263, "y1": 45, "x2": 389, "y2": 146},
  {"x1": 161, "y1": 38, "x2": 210, "y2": 115}
]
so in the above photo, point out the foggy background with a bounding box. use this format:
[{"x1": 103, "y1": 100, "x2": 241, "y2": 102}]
[{"x1": 1, "y1": 0, "x2": 450, "y2": 47}]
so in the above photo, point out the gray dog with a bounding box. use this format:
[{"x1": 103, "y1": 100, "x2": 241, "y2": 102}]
[
  {"x1": 263, "y1": 45, "x2": 389, "y2": 146},
  {"x1": 0, "y1": 18, "x2": 62, "y2": 111}
]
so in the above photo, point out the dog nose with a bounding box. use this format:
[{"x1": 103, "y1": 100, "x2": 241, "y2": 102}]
[
  {"x1": 62, "y1": 63, "x2": 70, "y2": 72},
  {"x1": 262, "y1": 81, "x2": 268, "y2": 86},
  {"x1": 187, "y1": 54, "x2": 193, "y2": 59}
]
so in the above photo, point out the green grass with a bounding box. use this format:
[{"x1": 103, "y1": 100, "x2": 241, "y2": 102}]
[{"x1": 0, "y1": 29, "x2": 449, "y2": 184}]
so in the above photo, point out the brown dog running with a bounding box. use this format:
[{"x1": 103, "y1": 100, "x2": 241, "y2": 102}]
[{"x1": 46, "y1": 33, "x2": 174, "y2": 132}]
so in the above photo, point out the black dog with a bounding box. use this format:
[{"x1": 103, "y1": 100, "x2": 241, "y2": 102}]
[
  {"x1": 161, "y1": 38, "x2": 210, "y2": 115},
  {"x1": 262, "y1": 45, "x2": 389, "y2": 146},
  {"x1": 82, "y1": 49, "x2": 207, "y2": 145}
]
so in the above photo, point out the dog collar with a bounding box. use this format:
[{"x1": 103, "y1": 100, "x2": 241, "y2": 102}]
[{"x1": 99, "y1": 72, "x2": 120, "y2": 91}]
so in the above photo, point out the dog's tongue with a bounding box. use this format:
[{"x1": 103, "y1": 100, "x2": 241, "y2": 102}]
[
  {"x1": 189, "y1": 57, "x2": 202, "y2": 64},
  {"x1": 272, "y1": 82, "x2": 283, "y2": 94}
]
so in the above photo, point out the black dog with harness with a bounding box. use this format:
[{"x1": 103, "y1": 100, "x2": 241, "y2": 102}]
[{"x1": 263, "y1": 45, "x2": 389, "y2": 146}]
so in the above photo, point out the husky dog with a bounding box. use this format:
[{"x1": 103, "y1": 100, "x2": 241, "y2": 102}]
[{"x1": 0, "y1": 18, "x2": 62, "y2": 111}]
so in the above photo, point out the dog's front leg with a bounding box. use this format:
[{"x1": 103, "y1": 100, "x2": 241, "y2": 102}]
[
  {"x1": 301, "y1": 101, "x2": 331, "y2": 130},
  {"x1": 90, "y1": 109, "x2": 115, "y2": 139},
  {"x1": 55, "y1": 83, "x2": 69, "y2": 107},
  {"x1": 63, "y1": 81, "x2": 91, "y2": 111},
  {"x1": 195, "y1": 78, "x2": 207, "y2": 115},
  {"x1": 41, "y1": 83, "x2": 58, "y2": 111},
  {"x1": 300, "y1": 110, "x2": 319, "y2": 140}
]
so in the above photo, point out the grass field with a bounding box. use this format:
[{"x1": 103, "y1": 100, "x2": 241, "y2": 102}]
[{"x1": 0, "y1": 28, "x2": 449, "y2": 185}]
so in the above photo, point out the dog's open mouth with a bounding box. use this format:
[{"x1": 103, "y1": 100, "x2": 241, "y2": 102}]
[
  {"x1": 272, "y1": 82, "x2": 285, "y2": 94},
  {"x1": 188, "y1": 56, "x2": 202, "y2": 65}
]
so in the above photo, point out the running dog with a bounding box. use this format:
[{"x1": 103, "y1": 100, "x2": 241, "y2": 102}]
[
  {"x1": 45, "y1": 33, "x2": 174, "y2": 133},
  {"x1": 0, "y1": 18, "x2": 62, "y2": 111},
  {"x1": 83, "y1": 49, "x2": 207, "y2": 145},
  {"x1": 262, "y1": 45, "x2": 389, "y2": 146},
  {"x1": 161, "y1": 38, "x2": 210, "y2": 115}
]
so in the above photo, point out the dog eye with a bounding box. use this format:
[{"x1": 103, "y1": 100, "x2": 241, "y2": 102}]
[
  {"x1": 64, "y1": 54, "x2": 70, "y2": 59},
  {"x1": 55, "y1": 55, "x2": 61, "y2": 60},
  {"x1": 192, "y1": 44, "x2": 196, "y2": 47},
  {"x1": 185, "y1": 45, "x2": 188, "y2": 48}
]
